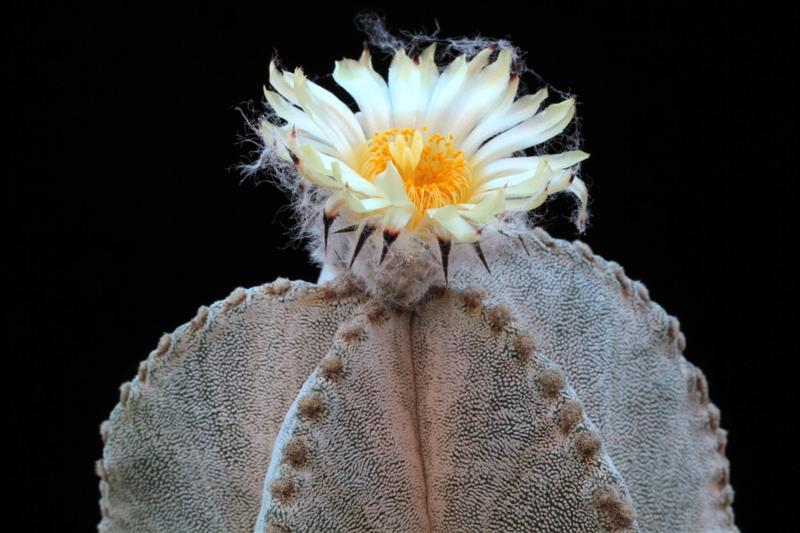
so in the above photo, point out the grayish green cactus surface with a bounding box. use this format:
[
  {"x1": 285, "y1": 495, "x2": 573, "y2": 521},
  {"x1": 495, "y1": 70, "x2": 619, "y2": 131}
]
[{"x1": 97, "y1": 227, "x2": 736, "y2": 532}]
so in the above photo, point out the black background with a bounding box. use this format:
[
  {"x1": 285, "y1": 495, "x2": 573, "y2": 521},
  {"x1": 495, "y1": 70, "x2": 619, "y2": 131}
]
[{"x1": 5, "y1": 2, "x2": 797, "y2": 531}]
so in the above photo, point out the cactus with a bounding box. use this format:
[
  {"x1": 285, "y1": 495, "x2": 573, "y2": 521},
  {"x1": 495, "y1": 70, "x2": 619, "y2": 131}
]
[{"x1": 97, "y1": 23, "x2": 736, "y2": 533}]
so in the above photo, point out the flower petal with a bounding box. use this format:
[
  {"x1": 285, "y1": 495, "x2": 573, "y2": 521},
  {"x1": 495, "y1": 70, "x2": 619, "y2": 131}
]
[
  {"x1": 479, "y1": 156, "x2": 543, "y2": 179},
  {"x1": 286, "y1": 71, "x2": 366, "y2": 144},
  {"x1": 478, "y1": 150, "x2": 589, "y2": 183},
  {"x1": 546, "y1": 169, "x2": 574, "y2": 193},
  {"x1": 333, "y1": 49, "x2": 392, "y2": 136},
  {"x1": 460, "y1": 188, "x2": 505, "y2": 224},
  {"x1": 298, "y1": 145, "x2": 380, "y2": 196},
  {"x1": 382, "y1": 206, "x2": 415, "y2": 233},
  {"x1": 416, "y1": 44, "x2": 440, "y2": 126},
  {"x1": 388, "y1": 49, "x2": 421, "y2": 129},
  {"x1": 342, "y1": 190, "x2": 391, "y2": 213},
  {"x1": 372, "y1": 162, "x2": 414, "y2": 207},
  {"x1": 291, "y1": 70, "x2": 365, "y2": 167},
  {"x1": 459, "y1": 88, "x2": 547, "y2": 157},
  {"x1": 263, "y1": 88, "x2": 325, "y2": 139},
  {"x1": 448, "y1": 48, "x2": 515, "y2": 143},
  {"x1": 470, "y1": 98, "x2": 576, "y2": 169},
  {"x1": 542, "y1": 150, "x2": 590, "y2": 170},
  {"x1": 427, "y1": 204, "x2": 479, "y2": 242},
  {"x1": 504, "y1": 188, "x2": 549, "y2": 211},
  {"x1": 259, "y1": 122, "x2": 291, "y2": 162},
  {"x1": 268, "y1": 60, "x2": 299, "y2": 105},
  {"x1": 423, "y1": 48, "x2": 492, "y2": 133},
  {"x1": 479, "y1": 161, "x2": 552, "y2": 198},
  {"x1": 568, "y1": 176, "x2": 589, "y2": 231}
]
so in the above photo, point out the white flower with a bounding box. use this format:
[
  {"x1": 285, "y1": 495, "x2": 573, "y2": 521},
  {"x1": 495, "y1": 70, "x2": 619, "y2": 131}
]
[{"x1": 260, "y1": 43, "x2": 588, "y2": 267}]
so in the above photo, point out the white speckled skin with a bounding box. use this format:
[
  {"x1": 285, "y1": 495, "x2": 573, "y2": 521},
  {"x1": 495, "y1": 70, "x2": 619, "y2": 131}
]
[
  {"x1": 256, "y1": 293, "x2": 636, "y2": 533},
  {"x1": 97, "y1": 280, "x2": 367, "y2": 532},
  {"x1": 97, "y1": 227, "x2": 736, "y2": 532},
  {"x1": 448, "y1": 228, "x2": 736, "y2": 532},
  {"x1": 409, "y1": 290, "x2": 637, "y2": 532},
  {"x1": 255, "y1": 308, "x2": 430, "y2": 532}
]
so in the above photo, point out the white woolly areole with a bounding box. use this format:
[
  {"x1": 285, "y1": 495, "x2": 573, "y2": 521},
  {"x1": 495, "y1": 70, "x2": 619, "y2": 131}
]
[{"x1": 312, "y1": 228, "x2": 440, "y2": 308}]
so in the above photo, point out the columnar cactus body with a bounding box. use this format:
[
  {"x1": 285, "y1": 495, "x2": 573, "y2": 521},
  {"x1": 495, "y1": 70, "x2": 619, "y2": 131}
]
[{"x1": 97, "y1": 228, "x2": 735, "y2": 532}]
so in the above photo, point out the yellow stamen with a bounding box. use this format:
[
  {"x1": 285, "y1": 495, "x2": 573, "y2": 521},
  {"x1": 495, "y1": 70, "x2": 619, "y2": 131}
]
[{"x1": 360, "y1": 128, "x2": 471, "y2": 212}]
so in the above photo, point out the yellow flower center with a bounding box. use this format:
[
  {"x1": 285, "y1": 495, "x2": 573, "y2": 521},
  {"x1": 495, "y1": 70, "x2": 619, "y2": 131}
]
[{"x1": 360, "y1": 128, "x2": 472, "y2": 211}]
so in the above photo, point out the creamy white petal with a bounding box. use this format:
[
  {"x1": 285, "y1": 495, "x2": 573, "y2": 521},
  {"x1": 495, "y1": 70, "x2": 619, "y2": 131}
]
[
  {"x1": 471, "y1": 98, "x2": 576, "y2": 169},
  {"x1": 480, "y1": 163, "x2": 552, "y2": 198},
  {"x1": 285, "y1": 71, "x2": 366, "y2": 145},
  {"x1": 298, "y1": 165, "x2": 340, "y2": 189},
  {"x1": 415, "y1": 44, "x2": 440, "y2": 126},
  {"x1": 295, "y1": 144, "x2": 340, "y2": 189},
  {"x1": 459, "y1": 87, "x2": 547, "y2": 157},
  {"x1": 568, "y1": 176, "x2": 589, "y2": 231},
  {"x1": 259, "y1": 122, "x2": 291, "y2": 161},
  {"x1": 268, "y1": 60, "x2": 299, "y2": 104},
  {"x1": 454, "y1": 75, "x2": 519, "y2": 155},
  {"x1": 543, "y1": 150, "x2": 590, "y2": 170},
  {"x1": 272, "y1": 124, "x2": 338, "y2": 160},
  {"x1": 286, "y1": 131, "x2": 339, "y2": 158},
  {"x1": 460, "y1": 188, "x2": 505, "y2": 224},
  {"x1": 333, "y1": 50, "x2": 391, "y2": 135},
  {"x1": 298, "y1": 145, "x2": 380, "y2": 197},
  {"x1": 421, "y1": 55, "x2": 468, "y2": 130},
  {"x1": 504, "y1": 188, "x2": 549, "y2": 211},
  {"x1": 342, "y1": 191, "x2": 391, "y2": 214},
  {"x1": 273, "y1": 125, "x2": 339, "y2": 160},
  {"x1": 354, "y1": 111, "x2": 369, "y2": 134},
  {"x1": 448, "y1": 48, "x2": 514, "y2": 143},
  {"x1": 479, "y1": 156, "x2": 544, "y2": 179},
  {"x1": 422, "y1": 48, "x2": 493, "y2": 132},
  {"x1": 319, "y1": 154, "x2": 380, "y2": 196},
  {"x1": 466, "y1": 47, "x2": 494, "y2": 76},
  {"x1": 546, "y1": 169, "x2": 574, "y2": 193},
  {"x1": 264, "y1": 88, "x2": 326, "y2": 139},
  {"x1": 427, "y1": 204, "x2": 479, "y2": 242},
  {"x1": 382, "y1": 206, "x2": 415, "y2": 232},
  {"x1": 388, "y1": 49, "x2": 421, "y2": 129},
  {"x1": 478, "y1": 149, "x2": 588, "y2": 182},
  {"x1": 292, "y1": 70, "x2": 364, "y2": 167},
  {"x1": 372, "y1": 162, "x2": 414, "y2": 207},
  {"x1": 478, "y1": 160, "x2": 547, "y2": 190}
]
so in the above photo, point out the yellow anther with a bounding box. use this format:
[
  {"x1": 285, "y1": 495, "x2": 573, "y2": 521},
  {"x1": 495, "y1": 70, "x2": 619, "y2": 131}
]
[{"x1": 360, "y1": 128, "x2": 471, "y2": 212}]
